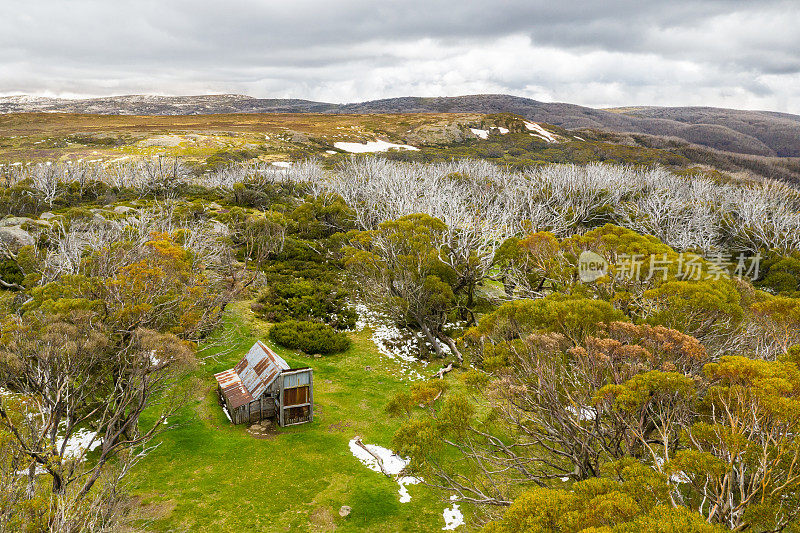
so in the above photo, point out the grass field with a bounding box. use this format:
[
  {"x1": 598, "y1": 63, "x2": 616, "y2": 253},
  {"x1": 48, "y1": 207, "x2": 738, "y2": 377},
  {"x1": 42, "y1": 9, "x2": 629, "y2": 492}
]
[{"x1": 126, "y1": 300, "x2": 465, "y2": 532}]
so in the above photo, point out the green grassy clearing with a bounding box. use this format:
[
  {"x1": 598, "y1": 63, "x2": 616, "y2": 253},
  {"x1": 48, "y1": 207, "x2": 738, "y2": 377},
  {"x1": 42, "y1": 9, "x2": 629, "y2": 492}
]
[{"x1": 127, "y1": 300, "x2": 465, "y2": 532}]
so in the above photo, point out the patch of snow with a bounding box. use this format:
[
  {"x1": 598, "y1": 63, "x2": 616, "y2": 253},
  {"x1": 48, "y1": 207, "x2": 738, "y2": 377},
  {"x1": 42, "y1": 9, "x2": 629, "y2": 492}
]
[
  {"x1": 325, "y1": 150, "x2": 337, "y2": 154},
  {"x1": 222, "y1": 405, "x2": 232, "y2": 422},
  {"x1": 353, "y1": 303, "x2": 381, "y2": 332},
  {"x1": 349, "y1": 437, "x2": 421, "y2": 503},
  {"x1": 398, "y1": 478, "x2": 422, "y2": 503},
  {"x1": 271, "y1": 161, "x2": 292, "y2": 168},
  {"x1": 524, "y1": 122, "x2": 557, "y2": 143},
  {"x1": 471, "y1": 127, "x2": 510, "y2": 138},
  {"x1": 349, "y1": 437, "x2": 409, "y2": 475},
  {"x1": 654, "y1": 455, "x2": 689, "y2": 483},
  {"x1": 14, "y1": 425, "x2": 100, "y2": 476},
  {"x1": 353, "y1": 304, "x2": 428, "y2": 380},
  {"x1": 566, "y1": 404, "x2": 596, "y2": 421},
  {"x1": 443, "y1": 496, "x2": 465, "y2": 530},
  {"x1": 333, "y1": 140, "x2": 419, "y2": 153},
  {"x1": 670, "y1": 471, "x2": 690, "y2": 484},
  {"x1": 61, "y1": 427, "x2": 101, "y2": 457},
  {"x1": 372, "y1": 324, "x2": 432, "y2": 364},
  {"x1": 574, "y1": 136, "x2": 586, "y2": 141}
]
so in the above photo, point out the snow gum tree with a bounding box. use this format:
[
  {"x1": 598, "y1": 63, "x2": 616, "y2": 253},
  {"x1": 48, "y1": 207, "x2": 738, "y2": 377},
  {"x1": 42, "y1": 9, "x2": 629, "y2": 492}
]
[
  {"x1": 395, "y1": 313, "x2": 800, "y2": 531},
  {"x1": 0, "y1": 230, "x2": 226, "y2": 529},
  {"x1": 344, "y1": 213, "x2": 463, "y2": 361}
]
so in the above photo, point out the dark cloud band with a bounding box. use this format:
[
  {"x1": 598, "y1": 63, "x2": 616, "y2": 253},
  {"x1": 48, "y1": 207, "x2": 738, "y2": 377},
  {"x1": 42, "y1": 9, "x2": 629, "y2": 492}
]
[{"x1": 1, "y1": 0, "x2": 797, "y2": 112}]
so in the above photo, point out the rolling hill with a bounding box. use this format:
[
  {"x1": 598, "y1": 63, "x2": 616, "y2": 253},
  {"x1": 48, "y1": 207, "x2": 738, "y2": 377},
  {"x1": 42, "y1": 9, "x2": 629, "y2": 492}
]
[{"x1": 2, "y1": 93, "x2": 799, "y2": 158}]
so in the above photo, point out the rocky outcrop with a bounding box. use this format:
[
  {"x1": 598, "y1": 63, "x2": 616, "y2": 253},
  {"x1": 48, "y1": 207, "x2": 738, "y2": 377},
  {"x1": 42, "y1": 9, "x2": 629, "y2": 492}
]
[{"x1": 0, "y1": 226, "x2": 35, "y2": 251}]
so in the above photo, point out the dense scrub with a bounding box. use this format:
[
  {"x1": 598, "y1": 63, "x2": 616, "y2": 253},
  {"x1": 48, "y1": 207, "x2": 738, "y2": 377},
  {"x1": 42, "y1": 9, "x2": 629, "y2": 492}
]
[
  {"x1": 1, "y1": 155, "x2": 799, "y2": 532},
  {"x1": 268, "y1": 319, "x2": 351, "y2": 354},
  {"x1": 252, "y1": 279, "x2": 356, "y2": 329}
]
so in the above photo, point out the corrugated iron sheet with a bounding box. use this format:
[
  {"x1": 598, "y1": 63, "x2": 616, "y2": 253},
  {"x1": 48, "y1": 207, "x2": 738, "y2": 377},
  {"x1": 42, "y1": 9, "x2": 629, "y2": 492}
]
[
  {"x1": 258, "y1": 341, "x2": 290, "y2": 371},
  {"x1": 284, "y1": 385, "x2": 310, "y2": 406},
  {"x1": 283, "y1": 370, "x2": 311, "y2": 389},
  {"x1": 214, "y1": 369, "x2": 252, "y2": 409},
  {"x1": 215, "y1": 341, "x2": 291, "y2": 409}
]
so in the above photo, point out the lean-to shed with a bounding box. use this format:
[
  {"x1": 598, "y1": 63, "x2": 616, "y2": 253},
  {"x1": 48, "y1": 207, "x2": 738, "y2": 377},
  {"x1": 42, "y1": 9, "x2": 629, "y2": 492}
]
[{"x1": 214, "y1": 341, "x2": 313, "y2": 426}]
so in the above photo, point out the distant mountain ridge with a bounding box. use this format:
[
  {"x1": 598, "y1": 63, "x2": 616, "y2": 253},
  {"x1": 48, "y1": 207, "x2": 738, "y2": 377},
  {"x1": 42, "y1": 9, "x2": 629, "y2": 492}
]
[
  {"x1": 0, "y1": 94, "x2": 337, "y2": 115},
  {"x1": 2, "y1": 93, "x2": 799, "y2": 157}
]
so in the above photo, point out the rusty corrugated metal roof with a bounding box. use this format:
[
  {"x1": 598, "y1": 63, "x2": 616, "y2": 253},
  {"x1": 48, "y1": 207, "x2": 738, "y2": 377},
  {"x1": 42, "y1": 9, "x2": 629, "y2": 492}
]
[
  {"x1": 214, "y1": 341, "x2": 290, "y2": 409},
  {"x1": 257, "y1": 341, "x2": 290, "y2": 371},
  {"x1": 214, "y1": 368, "x2": 252, "y2": 409}
]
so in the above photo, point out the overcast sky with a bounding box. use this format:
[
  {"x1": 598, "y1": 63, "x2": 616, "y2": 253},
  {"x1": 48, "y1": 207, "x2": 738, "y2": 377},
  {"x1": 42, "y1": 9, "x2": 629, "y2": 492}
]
[{"x1": 2, "y1": 0, "x2": 799, "y2": 113}]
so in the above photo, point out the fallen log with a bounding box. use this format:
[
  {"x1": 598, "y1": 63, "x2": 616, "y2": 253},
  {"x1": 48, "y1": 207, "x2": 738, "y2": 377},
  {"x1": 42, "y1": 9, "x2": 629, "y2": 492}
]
[
  {"x1": 353, "y1": 436, "x2": 391, "y2": 477},
  {"x1": 432, "y1": 363, "x2": 453, "y2": 379}
]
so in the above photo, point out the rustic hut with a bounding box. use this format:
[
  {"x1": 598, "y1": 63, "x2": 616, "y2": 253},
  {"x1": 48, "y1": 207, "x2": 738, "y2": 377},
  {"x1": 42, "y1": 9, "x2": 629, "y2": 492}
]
[{"x1": 214, "y1": 341, "x2": 313, "y2": 426}]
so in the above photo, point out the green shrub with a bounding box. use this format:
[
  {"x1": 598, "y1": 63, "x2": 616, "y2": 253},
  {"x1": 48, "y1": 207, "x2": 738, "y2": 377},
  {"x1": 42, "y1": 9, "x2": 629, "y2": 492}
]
[
  {"x1": 262, "y1": 258, "x2": 338, "y2": 284},
  {"x1": 269, "y1": 320, "x2": 351, "y2": 354},
  {"x1": 757, "y1": 253, "x2": 800, "y2": 297},
  {"x1": 465, "y1": 293, "x2": 626, "y2": 346},
  {"x1": 252, "y1": 279, "x2": 356, "y2": 329},
  {"x1": 0, "y1": 259, "x2": 24, "y2": 288}
]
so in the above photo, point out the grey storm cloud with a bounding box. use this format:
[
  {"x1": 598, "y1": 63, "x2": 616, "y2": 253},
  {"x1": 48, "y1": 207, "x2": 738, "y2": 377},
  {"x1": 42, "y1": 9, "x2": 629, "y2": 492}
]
[{"x1": 1, "y1": 0, "x2": 799, "y2": 112}]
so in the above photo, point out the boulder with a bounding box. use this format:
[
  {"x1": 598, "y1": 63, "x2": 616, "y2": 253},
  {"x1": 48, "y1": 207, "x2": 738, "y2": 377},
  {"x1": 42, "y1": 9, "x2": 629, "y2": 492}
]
[
  {"x1": 0, "y1": 226, "x2": 35, "y2": 250},
  {"x1": 0, "y1": 216, "x2": 34, "y2": 228},
  {"x1": 39, "y1": 212, "x2": 57, "y2": 220},
  {"x1": 404, "y1": 123, "x2": 469, "y2": 146},
  {"x1": 113, "y1": 205, "x2": 137, "y2": 215},
  {"x1": 210, "y1": 220, "x2": 230, "y2": 236},
  {"x1": 338, "y1": 506, "x2": 351, "y2": 518}
]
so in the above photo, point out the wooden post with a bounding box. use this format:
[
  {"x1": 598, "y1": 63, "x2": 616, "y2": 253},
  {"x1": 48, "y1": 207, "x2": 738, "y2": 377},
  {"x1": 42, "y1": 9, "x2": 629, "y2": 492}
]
[
  {"x1": 308, "y1": 370, "x2": 314, "y2": 423},
  {"x1": 278, "y1": 373, "x2": 285, "y2": 427}
]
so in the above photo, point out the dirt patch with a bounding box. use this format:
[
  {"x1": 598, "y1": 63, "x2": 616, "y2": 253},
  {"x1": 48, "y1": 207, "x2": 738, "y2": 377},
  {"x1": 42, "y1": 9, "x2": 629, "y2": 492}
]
[
  {"x1": 327, "y1": 421, "x2": 352, "y2": 433},
  {"x1": 247, "y1": 421, "x2": 279, "y2": 440},
  {"x1": 308, "y1": 507, "x2": 337, "y2": 532},
  {"x1": 124, "y1": 494, "x2": 177, "y2": 523}
]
